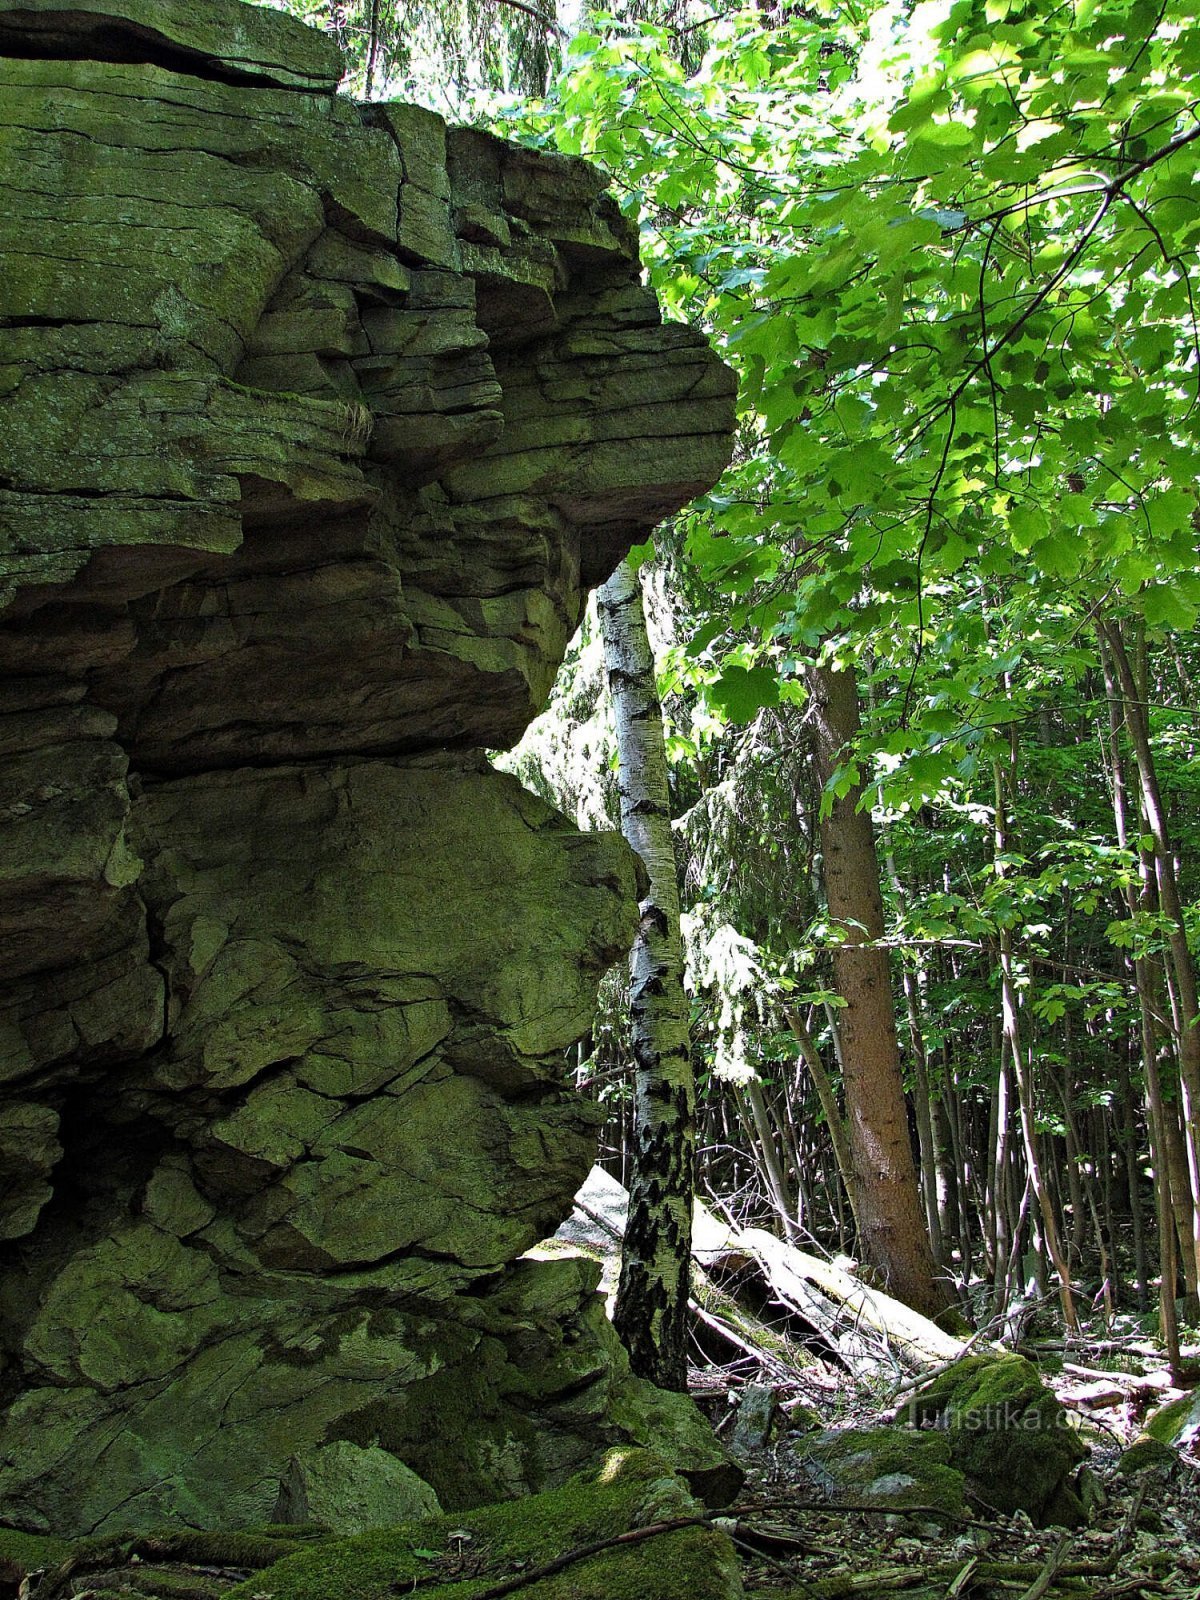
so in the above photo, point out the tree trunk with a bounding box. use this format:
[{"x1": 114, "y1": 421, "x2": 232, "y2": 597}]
[
  {"x1": 1100, "y1": 636, "x2": 1186, "y2": 1365},
  {"x1": 805, "y1": 660, "x2": 948, "y2": 1319},
  {"x1": 881, "y1": 839, "x2": 946, "y2": 1267},
  {"x1": 1098, "y1": 615, "x2": 1200, "y2": 1290},
  {"x1": 598, "y1": 559, "x2": 695, "y2": 1391},
  {"x1": 363, "y1": 0, "x2": 383, "y2": 96},
  {"x1": 740, "y1": 1077, "x2": 802, "y2": 1243},
  {"x1": 787, "y1": 1006, "x2": 859, "y2": 1236},
  {"x1": 993, "y1": 739, "x2": 1078, "y2": 1331}
]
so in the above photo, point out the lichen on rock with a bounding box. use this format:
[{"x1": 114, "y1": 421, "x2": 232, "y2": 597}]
[{"x1": 0, "y1": 0, "x2": 737, "y2": 1537}]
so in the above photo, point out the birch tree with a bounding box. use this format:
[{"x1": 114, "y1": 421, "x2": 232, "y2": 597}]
[{"x1": 598, "y1": 557, "x2": 695, "y2": 1392}]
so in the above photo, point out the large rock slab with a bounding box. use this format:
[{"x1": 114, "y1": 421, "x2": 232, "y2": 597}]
[{"x1": 0, "y1": 0, "x2": 736, "y2": 1538}]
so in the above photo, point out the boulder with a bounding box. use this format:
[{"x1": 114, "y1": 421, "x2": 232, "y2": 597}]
[
  {"x1": 1116, "y1": 1435, "x2": 1178, "y2": 1479},
  {"x1": 905, "y1": 1355, "x2": 1088, "y2": 1526},
  {"x1": 794, "y1": 1427, "x2": 966, "y2": 1518},
  {"x1": 0, "y1": 0, "x2": 736, "y2": 1537},
  {"x1": 729, "y1": 1385, "x2": 780, "y2": 1456},
  {"x1": 273, "y1": 1443, "x2": 442, "y2": 1534}
]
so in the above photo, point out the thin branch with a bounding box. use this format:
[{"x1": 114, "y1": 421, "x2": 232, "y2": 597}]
[
  {"x1": 468, "y1": 1518, "x2": 714, "y2": 1600},
  {"x1": 486, "y1": 0, "x2": 565, "y2": 35}
]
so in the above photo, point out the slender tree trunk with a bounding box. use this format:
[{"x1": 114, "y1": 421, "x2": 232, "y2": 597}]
[
  {"x1": 740, "y1": 1077, "x2": 801, "y2": 1242},
  {"x1": 1098, "y1": 615, "x2": 1200, "y2": 1289},
  {"x1": 1116, "y1": 1049, "x2": 1150, "y2": 1312},
  {"x1": 990, "y1": 1039, "x2": 1014, "y2": 1319},
  {"x1": 881, "y1": 840, "x2": 946, "y2": 1266},
  {"x1": 1099, "y1": 638, "x2": 1184, "y2": 1364},
  {"x1": 806, "y1": 660, "x2": 948, "y2": 1319},
  {"x1": 939, "y1": 1079, "x2": 970, "y2": 1270},
  {"x1": 787, "y1": 1007, "x2": 859, "y2": 1237},
  {"x1": 598, "y1": 559, "x2": 695, "y2": 1392},
  {"x1": 993, "y1": 740, "x2": 1078, "y2": 1331},
  {"x1": 363, "y1": 0, "x2": 383, "y2": 96}
]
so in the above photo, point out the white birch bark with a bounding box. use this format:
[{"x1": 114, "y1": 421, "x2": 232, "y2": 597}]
[{"x1": 598, "y1": 558, "x2": 695, "y2": 1391}]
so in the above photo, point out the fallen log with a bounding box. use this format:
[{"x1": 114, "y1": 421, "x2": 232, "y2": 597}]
[
  {"x1": 555, "y1": 1167, "x2": 969, "y2": 1379},
  {"x1": 693, "y1": 1210, "x2": 966, "y2": 1374}
]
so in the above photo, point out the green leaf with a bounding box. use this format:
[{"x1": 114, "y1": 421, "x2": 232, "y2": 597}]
[
  {"x1": 1142, "y1": 581, "x2": 1198, "y2": 632},
  {"x1": 707, "y1": 664, "x2": 780, "y2": 724}
]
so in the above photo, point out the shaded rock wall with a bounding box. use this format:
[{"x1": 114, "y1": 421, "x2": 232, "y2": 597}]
[{"x1": 0, "y1": 0, "x2": 735, "y2": 1536}]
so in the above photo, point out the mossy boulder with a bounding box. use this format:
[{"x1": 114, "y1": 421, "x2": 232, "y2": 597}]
[
  {"x1": 1142, "y1": 1390, "x2": 1200, "y2": 1451},
  {"x1": 227, "y1": 1447, "x2": 743, "y2": 1600},
  {"x1": 793, "y1": 1427, "x2": 965, "y2": 1516},
  {"x1": 273, "y1": 1442, "x2": 441, "y2": 1533},
  {"x1": 906, "y1": 1355, "x2": 1087, "y2": 1526},
  {"x1": 1116, "y1": 1436, "x2": 1178, "y2": 1477}
]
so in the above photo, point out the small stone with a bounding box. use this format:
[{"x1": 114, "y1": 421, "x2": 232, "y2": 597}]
[{"x1": 730, "y1": 1384, "x2": 779, "y2": 1455}]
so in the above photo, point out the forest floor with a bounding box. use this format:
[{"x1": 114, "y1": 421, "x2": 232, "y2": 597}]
[
  {"x1": 694, "y1": 1327, "x2": 1200, "y2": 1600},
  {"x1": 7, "y1": 1293, "x2": 1196, "y2": 1600}
]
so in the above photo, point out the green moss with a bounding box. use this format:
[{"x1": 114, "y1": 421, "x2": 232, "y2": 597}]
[
  {"x1": 135, "y1": 1531, "x2": 309, "y2": 1568},
  {"x1": 0, "y1": 1528, "x2": 71, "y2": 1575},
  {"x1": 1145, "y1": 1394, "x2": 1195, "y2": 1444},
  {"x1": 793, "y1": 1428, "x2": 965, "y2": 1515},
  {"x1": 226, "y1": 1449, "x2": 738, "y2": 1600},
  {"x1": 1116, "y1": 1437, "x2": 1177, "y2": 1476},
  {"x1": 908, "y1": 1356, "x2": 1086, "y2": 1527},
  {"x1": 110, "y1": 1568, "x2": 226, "y2": 1599},
  {"x1": 341, "y1": 1340, "x2": 543, "y2": 1509},
  {"x1": 244, "y1": 1524, "x2": 333, "y2": 1541}
]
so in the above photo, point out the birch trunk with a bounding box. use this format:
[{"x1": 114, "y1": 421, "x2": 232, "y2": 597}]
[{"x1": 598, "y1": 559, "x2": 695, "y2": 1391}]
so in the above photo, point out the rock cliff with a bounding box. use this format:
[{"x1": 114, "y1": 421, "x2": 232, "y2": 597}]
[{"x1": 0, "y1": 0, "x2": 736, "y2": 1537}]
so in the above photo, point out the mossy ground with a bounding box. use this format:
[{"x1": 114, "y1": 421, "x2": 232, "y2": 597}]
[{"x1": 224, "y1": 1448, "x2": 739, "y2": 1600}]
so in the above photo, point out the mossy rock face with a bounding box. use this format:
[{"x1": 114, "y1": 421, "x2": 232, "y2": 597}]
[
  {"x1": 227, "y1": 1448, "x2": 743, "y2": 1600},
  {"x1": 906, "y1": 1355, "x2": 1087, "y2": 1526},
  {"x1": 793, "y1": 1427, "x2": 965, "y2": 1516},
  {"x1": 0, "y1": 0, "x2": 735, "y2": 1539}
]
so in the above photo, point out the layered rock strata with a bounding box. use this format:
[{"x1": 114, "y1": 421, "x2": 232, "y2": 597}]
[{"x1": 0, "y1": 0, "x2": 736, "y2": 1536}]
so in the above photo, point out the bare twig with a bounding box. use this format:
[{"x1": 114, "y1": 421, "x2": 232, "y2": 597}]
[
  {"x1": 1015, "y1": 1533, "x2": 1074, "y2": 1600},
  {"x1": 466, "y1": 1517, "x2": 714, "y2": 1600}
]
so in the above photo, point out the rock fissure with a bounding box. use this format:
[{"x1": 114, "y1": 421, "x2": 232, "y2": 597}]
[
  {"x1": 0, "y1": 0, "x2": 737, "y2": 1538},
  {"x1": 0, "y1": 25, "x2": 330, "y2": 91}
]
